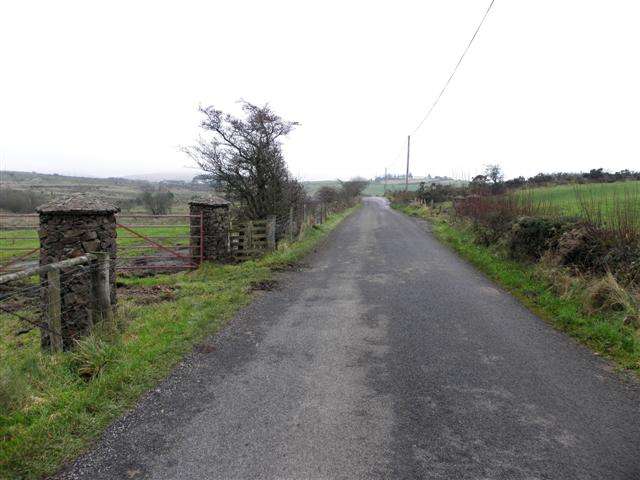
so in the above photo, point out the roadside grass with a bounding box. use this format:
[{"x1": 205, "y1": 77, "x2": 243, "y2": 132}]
[
  {"x1": 394, "y1": 204, "x2": 640, "y2": 375},
  {"x1": 0, "y1": 204, "x2": 359, "y2": 479}
]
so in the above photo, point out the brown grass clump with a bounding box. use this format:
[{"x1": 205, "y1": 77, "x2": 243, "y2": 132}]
[
  {"x1": 585, "y1": 272, "x2": 639, "y2": 327},
  {"x1": 534, "y1": 254, "x2": 582, "y2": 299}
]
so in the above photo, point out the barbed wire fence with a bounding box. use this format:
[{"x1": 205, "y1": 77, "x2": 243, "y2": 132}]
[{"x1": 0, "y1": 254, "x2": 113, "y2": 353}]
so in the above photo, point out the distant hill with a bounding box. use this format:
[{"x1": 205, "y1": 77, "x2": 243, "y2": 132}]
[
  {"x1": 124, "y1": 171, "x2": 205, "y2": 182},
  {"x1": 0, "y1": 170, "x2": 212, "y2": 214},
  {"x1": 1, "y1": 170, "x2": 147, "y2": 186}
]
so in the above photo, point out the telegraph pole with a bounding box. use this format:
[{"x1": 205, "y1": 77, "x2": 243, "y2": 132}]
[
  {"x1": 405, "y1": 135, "x2": 411, "y2": 191},
  {"x1": 384, "y1": 167, "x2": 387, "y2": 195}
]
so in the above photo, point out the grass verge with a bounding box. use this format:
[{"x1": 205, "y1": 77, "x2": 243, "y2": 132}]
[
  {"x1": 394, "y1": 204, "x2": 640, "y2": 375},
  {"x1": 0, "y1": 204, "x2": 360, "y2": 479}
]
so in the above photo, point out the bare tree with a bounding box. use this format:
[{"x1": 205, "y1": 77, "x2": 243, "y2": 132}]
[
  {"x1": 483, "y1": 164, "x2": 504, "y2": 185},
  {"x1": 184, "y1": 101, "x2": 304, "y2": 219},
  {"x1": 139, "y1": 186, "x2": 174, "y2": 215},
  {"x1": 339, "y1": 177, "x2": 369, "y2": 199},
  {"x1": 314, "y1": 178, "x2": 369, "y2": 208},
  {"x1": 316, "y1": 186, "x2": 340, "y2": 204}
]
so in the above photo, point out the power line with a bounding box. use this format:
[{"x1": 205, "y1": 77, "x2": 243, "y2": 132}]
[
  {"x1": 384, "y1": 0, "x2": 496, "y2": 177},
  {"x1": 410, "y1": 0, "x2": 495, "y2": 136},
  {"x1": 386, "y1": 141, "x2": 406, "y2": 171}
]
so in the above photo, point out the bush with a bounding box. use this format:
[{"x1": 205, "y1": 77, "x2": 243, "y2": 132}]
[
  {"x1": 138, "y1": 187, "x2": 174, "y2": 215},
  {"x1": 554, "y1": 223, "x2": 640, "y2": 285},
  {"x1": 388, "y1": 190, "x2": 418, "y2": 206},
  {"x1": 0, "y1": 189, "x2": 46, "y2": 213},
  {"x1": 508, "y1": 216, "x2": 569, "y2": 261}
]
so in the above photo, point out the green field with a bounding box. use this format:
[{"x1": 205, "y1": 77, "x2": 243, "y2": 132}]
[{"x1": 519, "y1": 181, "x2": 640, "y2": 218}]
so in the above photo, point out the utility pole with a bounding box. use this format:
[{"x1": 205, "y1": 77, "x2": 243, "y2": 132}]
[
  {"x1": 384, "y1": 167, "x2": 387, "y2": 195},
  {"x1": 405, "y1": 135, "x2": 411, "y2": 192}
]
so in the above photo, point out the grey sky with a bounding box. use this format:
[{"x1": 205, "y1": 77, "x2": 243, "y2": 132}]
[{"x1": 1, "y1": 1, "x2": 638, "y2": 182}]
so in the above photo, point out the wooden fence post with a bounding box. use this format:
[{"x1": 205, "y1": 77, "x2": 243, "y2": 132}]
[
  {"x1": 246, "y1": 220, "x2": 254, "y2": 253},
  {"x1": 288, "y1": 207, "x2": 294, "y2": 243},
  {"x1": 47, "y1": 269, "x2": 63, "y2": 353},
  {"x1": 90, "y1": 252, "x2": 113, "y2": 325},
  {"x1": 266, "y1": 215, "x2": 276, "y2": 251}
]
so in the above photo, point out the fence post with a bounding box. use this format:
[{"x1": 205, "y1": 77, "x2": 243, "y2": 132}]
[
  {"x1": 246, "y1": 220, "x2": 254, "y2": 253},
  {"x1": 298, "y1": 205, "x2": 306, "y2": 241},
  {"x1": 288, "y1": 207, "x2": 294, "y2": 243},
  {"x1": 266, "y1": 215, "x2": 276, "y2": 251},
  {"x1": 199, "y1": 212, "x2": 204, "y2": 264},
  {"x1": 90, "y1": 252, "x2": 113, "y2": 325},
  {"x1": 47, "y1": 268, "x2": 63, "y2": 353}
]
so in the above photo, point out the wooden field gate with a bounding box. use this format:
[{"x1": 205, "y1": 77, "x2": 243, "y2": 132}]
[{"x1": 230, "y1": 216, "x2": 276, "y2": 260}]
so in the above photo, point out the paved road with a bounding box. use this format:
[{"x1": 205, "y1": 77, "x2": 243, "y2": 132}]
[{"x1": 59, "y1": 198, "x2": 640, "y2": 480}]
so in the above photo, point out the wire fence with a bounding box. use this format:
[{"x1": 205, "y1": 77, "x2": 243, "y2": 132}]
[
  {"x1": 0, "y1": 254, "x2": 112, "y2": 353},
  {"x1": 274, "y1": 202, "x2": 329, "y2": 244}
]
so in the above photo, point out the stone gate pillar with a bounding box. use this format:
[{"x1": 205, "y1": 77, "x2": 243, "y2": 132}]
[
  {"x1": 36, "y1": 194, "x2": 119, "y2": 349},
  {"x1": 189, "y1": 196, "x2": 231, "y2": 262}
]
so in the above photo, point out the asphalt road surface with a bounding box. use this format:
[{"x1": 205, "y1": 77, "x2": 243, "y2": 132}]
[{"x1": 58, "y1": 198, "x2": 640, "y2": 480}]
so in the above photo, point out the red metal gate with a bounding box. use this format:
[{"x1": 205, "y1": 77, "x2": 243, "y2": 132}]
[
  {"x1": 115, "y1": 213, "x2": 203, "y2": 272},
  {"x1": 0, "y1": 213, "x2": 204, "y2": 274},
  {"x1": 0, "y1": 214, "x2": 39, "y2": 273}
]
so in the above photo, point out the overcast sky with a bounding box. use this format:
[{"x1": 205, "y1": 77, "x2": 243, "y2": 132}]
[{"x1": 1, "y1": 1, "x2": 638, "y2": 182}]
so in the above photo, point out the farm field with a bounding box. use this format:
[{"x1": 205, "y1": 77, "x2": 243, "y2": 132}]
[{"x1": 519, "y1": 180, "x2": 640, "y2": 218}]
